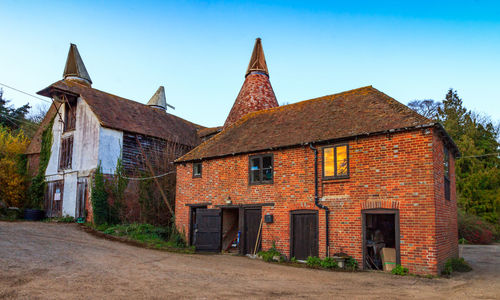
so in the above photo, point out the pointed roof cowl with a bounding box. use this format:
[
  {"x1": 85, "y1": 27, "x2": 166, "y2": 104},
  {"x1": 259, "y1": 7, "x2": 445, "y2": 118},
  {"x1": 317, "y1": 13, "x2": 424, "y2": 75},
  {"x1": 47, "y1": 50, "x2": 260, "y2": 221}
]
[
  {"x1": 224, "y1": 38, "x2": 278, "y2": 128},
  {"x1": 245, "y1": 38, "x2": 269, "y2": 77},
  {"x1": 147, "y1": 86, "x2": 167, "y2": 110},
  {"x1": 63, "y1": 43, "x2": 92, "y2": 86}
]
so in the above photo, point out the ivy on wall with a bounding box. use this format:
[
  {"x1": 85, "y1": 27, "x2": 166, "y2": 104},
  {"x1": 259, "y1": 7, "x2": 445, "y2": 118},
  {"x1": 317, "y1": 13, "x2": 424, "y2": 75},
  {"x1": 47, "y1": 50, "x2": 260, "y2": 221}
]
[{"x1": 28, "y1": 118, "x2": 53, "y2": 209}]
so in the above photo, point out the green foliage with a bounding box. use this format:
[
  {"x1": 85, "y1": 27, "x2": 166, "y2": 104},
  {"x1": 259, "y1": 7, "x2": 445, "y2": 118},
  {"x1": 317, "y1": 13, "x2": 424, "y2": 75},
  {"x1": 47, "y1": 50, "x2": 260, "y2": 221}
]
[
  {"x1": 290, "y1": 256, "x2": 298, "y2": 263},
  {"x1": 257, "y1": 245, "x2": 283, "y2": 262},
  {"x1": 458, "y1": 209, "x2": 497, "y2": 244},
  {"x1": 107, "y1": 157, "x2": 129, "y2": 224},
  {"x1": 442, "y1": 257, "x2": 472, "y2": 275},
  {"x1": 410, "y1": 89, "x2": 500, "y2": 228},
  {"x1": 345, "y1": 256, "x2": 359, "y2": 271},
  {"x1": 0, "y1": 89, "x2": 31, "y2": 132},
  {"x1": 28, "y1": 118, "x2": 53, "y2": 209},
  {"x1": 391, "y1": 265, "x2": 409, "y2": 276},
  {"x1": 99, "y1": 223, "x2": 190, "y2": 250},
  {"x1": 320, "y1": 257, "x2": 338, "y2": 269},
  {"x1": 306, "y1": 256, "x2": 322, "y2": 267},
  {"x1": 92, "y1": 163, "x2": 109, "y2": 226}
]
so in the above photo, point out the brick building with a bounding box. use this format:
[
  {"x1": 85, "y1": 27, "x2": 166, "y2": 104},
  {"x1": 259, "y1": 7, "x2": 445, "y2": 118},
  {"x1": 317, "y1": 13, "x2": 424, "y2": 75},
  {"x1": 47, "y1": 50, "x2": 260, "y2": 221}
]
[{"x1": 175, "y1": 39, "x2": 459, "y2": 275}]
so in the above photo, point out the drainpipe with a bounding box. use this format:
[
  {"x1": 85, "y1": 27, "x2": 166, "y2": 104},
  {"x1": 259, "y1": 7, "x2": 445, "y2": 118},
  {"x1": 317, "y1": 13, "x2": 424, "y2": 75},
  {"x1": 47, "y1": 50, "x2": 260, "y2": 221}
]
[{"x1": 309, "y1": 144, "x2": 330, "y2": 257}]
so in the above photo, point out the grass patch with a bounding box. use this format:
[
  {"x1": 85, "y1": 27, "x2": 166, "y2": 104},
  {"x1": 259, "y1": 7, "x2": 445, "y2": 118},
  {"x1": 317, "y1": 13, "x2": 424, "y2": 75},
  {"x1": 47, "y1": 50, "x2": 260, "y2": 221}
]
[
  {"x1": 92, "y1": 223, "x2": 194, "y2": 253},
  {"x1": 391, "y1": 265, "x2": 409, "y2": 276},
  {"x1": 442, "y1": 257, "x2": 472, "y2": 276}
]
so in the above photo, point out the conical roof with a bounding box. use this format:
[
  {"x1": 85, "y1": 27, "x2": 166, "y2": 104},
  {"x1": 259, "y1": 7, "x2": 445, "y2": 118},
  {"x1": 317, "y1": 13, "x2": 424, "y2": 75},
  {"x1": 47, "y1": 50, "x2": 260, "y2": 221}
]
[
  {"x1": 246, "y1": 38, "x2": 268, "y2": 76},
  {"x1": 224, "y1": 38, "x2": 278, "y2": 128},
  {"x1": 147, "y1": 86, "x2": 167, "y2": 109},
  {"x1": 63, "y1": 43, "x2": 92, "y2": 86}
]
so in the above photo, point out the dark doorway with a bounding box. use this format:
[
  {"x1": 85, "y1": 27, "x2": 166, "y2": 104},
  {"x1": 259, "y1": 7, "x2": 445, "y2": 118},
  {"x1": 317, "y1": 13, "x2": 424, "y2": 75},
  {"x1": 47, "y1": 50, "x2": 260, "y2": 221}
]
[
  {"x1": 194, "y1": 209, "x2": 221, "y2": 252},
  {"x1": 243, "y1": 208, "x2": 262, "y2": 255},
  {"x1": 189, "y1": 205, "x2": 207, "y2": 246},
  {"x1": 222, "y1": 208, "x2": 240, "y2": 252},
  {"x1": 290, "y1": 210, "x2": 318, "y2": 260},
  {"x1": 362, "y1": 209, "x2": 400, "y2": 270}
]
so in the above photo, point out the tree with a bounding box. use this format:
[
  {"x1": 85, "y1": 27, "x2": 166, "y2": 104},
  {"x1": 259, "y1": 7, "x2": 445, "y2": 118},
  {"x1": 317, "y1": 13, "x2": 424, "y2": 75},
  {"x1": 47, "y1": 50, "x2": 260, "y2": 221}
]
[
  {"x1": 408, "y1": 99, "x2": 441, "y2": 120},
  {"x1": 0, "y1": 89, "x2": 31, "y2": 131}
]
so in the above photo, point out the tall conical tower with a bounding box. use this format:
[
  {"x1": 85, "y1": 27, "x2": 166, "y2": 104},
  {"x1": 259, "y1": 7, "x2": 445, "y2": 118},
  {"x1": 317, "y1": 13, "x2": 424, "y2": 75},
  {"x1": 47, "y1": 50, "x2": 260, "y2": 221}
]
[
  {"x1": 224, "y1": 38, "x2": 278, "y2": 128},
  {"x1": 63, "y1": 43, "x2": 92, "y2": 87}
]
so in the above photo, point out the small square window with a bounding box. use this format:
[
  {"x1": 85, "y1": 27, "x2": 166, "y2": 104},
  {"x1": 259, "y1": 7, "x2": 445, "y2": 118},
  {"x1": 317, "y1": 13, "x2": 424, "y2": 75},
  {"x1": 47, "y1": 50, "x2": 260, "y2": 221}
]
[
  {"x1": 249, "y1": 154, "x2": 273, "y2": 184},
  {"x1": 323, "y1": 144, "x2": 349, "y2": 179},
  {"x1": 193, "y1": 162, "x2": 202, "y2": 178}
]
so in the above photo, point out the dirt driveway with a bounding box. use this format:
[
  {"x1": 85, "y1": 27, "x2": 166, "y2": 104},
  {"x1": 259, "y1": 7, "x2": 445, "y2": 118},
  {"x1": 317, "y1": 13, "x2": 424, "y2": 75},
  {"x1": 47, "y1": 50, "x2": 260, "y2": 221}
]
[{"x1": 0, "y1": 222, "x2": 499, "y2": 299}]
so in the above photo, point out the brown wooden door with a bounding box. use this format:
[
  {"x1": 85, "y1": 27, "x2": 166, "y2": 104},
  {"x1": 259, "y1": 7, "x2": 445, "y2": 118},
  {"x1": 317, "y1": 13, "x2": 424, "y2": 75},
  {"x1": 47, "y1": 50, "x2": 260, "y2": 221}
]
[
  {"x1": 45, "y1": 181, "x2": 64, "y2": 217},
  {"x1": 76, "y1": 178, "x2": 88, "y2": 219},
  {"x1": 194, "y1": 209, "x2": 221, "y2": 252},
  {"x1": 291, "y1": 211, "x2": 318, "y2": 260},
  {"x1": 244, "y1": 208, "x2": 262, "y2": 255}
]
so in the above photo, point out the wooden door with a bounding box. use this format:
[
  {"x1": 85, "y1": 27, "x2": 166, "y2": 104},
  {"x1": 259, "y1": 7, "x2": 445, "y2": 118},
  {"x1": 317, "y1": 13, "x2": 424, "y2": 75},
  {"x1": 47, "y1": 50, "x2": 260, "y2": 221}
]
[
  {"x1": 194, "y1": 209, "x2": 221, "y2": 252},
  {"x1": 244, "y1": 208, "x2": 262, "y2": 255},
  {"x1": 76, "y1": 178, "x2": 88, "y2": 219},
  {"x1": 291, "y1": 211, "x2": 318, "y2": 260},
  {"x1": 190, "y1": 206, "x2": 207, "y2": 246},
  {"x1": 45, "y1": 181, "x2": 64, "y2": 217}
]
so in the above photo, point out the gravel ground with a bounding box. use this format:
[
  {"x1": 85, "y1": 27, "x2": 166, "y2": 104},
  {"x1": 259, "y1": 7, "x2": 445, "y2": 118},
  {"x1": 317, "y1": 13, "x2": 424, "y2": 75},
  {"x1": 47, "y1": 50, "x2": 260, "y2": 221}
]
[{"x1": 0, "y1": 222, "x2": 499, "y2": 299}]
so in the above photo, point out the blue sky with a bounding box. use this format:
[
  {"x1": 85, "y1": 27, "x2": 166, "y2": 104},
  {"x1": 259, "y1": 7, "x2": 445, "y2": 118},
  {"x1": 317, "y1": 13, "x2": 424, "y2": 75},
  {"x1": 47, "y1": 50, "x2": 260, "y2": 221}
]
[{"x1": 1, "y1": 1, "x2": 499, "y2": 127}]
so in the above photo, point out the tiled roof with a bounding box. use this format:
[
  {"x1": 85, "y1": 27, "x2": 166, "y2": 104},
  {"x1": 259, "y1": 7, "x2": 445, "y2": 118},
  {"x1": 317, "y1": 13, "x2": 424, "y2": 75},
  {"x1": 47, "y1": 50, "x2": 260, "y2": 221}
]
[
  {"x1": 177, "y1": 86, "x2": 439, "y2": 162},
  {"x1": 37, "y1": 80, "x2": 202, "y2": 147},
  {"x1": 26, "y1": 102, "x2": 61, "y2": 155}
]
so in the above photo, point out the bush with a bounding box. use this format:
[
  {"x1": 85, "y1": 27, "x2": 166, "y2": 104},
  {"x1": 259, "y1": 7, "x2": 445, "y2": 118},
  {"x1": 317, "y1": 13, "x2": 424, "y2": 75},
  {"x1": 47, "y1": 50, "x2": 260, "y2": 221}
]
[
  {"x1": 306, "y1": 256, "x2": 322, "y2": 267},
  {"x1": 442, "y1": 257, "x2": 472, "y2": 275},
  {"x1": 391, "y1": 265, "x2": 409, "y2": 276},
  {"x1": 257, "y1": 246, "x2": 283, "y2": 262},
  {"x1": 320, "y1": 257, "x2": 338, "y2": 269},
  {"x1": 345, "y1": 256, "x2": 359, "y2": 271},
  {"x1": 290, "y1": 256, "x2": 298, "y2": 263},
  {"x1": 458, "y1": 210, "x2": 497, "y2": 244}
]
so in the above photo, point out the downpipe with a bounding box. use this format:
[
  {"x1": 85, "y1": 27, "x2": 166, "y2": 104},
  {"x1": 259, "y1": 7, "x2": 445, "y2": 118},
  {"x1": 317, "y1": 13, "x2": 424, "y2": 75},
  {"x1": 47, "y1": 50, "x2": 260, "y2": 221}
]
[{"x1": 309, "y1": 144, "x2": 330, "y2": 257}]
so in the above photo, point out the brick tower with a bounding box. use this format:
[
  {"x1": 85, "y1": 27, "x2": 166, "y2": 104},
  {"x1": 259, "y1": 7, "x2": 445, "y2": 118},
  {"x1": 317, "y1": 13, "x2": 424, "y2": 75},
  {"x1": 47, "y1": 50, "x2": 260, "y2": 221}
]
[{"x1": 224, "y1": 38, "x2": 278, "y2": 128}]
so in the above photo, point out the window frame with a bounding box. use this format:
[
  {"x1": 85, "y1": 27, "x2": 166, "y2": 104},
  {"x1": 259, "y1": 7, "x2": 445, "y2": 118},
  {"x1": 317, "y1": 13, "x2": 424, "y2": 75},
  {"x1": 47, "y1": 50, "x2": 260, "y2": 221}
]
[
  {"x1": 248, "y1": 153, "x2": 274, "y2": 185},
  {"x1": 59, "y1": 135, "x2": 74, "y2": 170},
  {"x1": 322, "y1": 143, "x2": 350, "y2": 180},
  {"x1": 193, "y1": 162, "x2": 202, "y2": 178},
  {"x1": 444, "y1": 147, "x2": 450, "y2": 201}
]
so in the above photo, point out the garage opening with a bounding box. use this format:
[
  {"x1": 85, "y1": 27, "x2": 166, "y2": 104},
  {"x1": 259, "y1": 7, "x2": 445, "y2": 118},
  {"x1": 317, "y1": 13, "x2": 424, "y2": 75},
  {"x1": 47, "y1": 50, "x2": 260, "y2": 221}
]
[
  {"x1": 222, "y1": 208, "x2": 239, "y2": 253},
  {"x1": 362, "y1": 209, "x2": 400, "y2": 271}
]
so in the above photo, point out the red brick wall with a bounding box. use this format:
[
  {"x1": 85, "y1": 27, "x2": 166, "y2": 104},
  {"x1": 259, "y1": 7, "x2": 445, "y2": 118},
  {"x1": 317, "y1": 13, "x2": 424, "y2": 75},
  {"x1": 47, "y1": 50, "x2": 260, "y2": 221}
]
[
  {"x1": 432, "y1": 131, "x2": 459, "y2": 273},
  {"x1": 175, "y1": 128, "x2": 457, "y2": 275}
]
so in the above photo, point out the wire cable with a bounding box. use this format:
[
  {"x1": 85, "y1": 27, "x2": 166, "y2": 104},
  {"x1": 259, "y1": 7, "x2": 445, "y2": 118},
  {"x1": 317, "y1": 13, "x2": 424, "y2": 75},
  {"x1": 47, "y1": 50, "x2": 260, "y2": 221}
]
[
  {"x1": 122, "y1": 171, "x2": 175, "y2": 180},
  {"x1": 0, "y1": 82, "x2": 51, "y2": 103}
]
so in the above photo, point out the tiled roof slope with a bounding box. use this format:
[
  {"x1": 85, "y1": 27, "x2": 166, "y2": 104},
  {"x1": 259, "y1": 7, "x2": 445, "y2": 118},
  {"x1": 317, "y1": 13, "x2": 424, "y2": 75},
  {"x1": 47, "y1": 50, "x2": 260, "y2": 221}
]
[
  {"x1": 26, "y1": 102, "x2": 61, "y2": 155},
  {"x1": 177, "y1": 86, "x2": 437, "y2": 162},
  {"x1": 38, "y1": 80, "x2": 202, "y2": 147}
]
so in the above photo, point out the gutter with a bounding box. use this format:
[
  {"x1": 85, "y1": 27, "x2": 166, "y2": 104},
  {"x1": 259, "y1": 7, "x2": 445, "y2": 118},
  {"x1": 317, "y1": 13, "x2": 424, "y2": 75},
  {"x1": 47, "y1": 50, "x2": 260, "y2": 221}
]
[{"x1": 309, "y1": 143, "x2": 330, "y2": 257}]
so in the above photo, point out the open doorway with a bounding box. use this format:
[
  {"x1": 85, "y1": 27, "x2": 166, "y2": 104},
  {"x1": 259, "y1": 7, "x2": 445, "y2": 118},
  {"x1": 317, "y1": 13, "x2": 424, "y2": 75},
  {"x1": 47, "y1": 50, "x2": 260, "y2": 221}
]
[
  {"x1": 222, "y1": 208, "x2": 240, "y2": 253},
  {"x1": 362, "y1": 209, "x2": 400, "y2": 271}
]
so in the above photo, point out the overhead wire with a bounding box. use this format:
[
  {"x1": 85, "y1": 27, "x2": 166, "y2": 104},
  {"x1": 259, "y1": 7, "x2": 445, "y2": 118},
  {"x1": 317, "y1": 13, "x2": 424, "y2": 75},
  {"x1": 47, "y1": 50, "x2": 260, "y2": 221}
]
[{"x1": 0, "y1": 82, "x2": 52, "y2": 103}]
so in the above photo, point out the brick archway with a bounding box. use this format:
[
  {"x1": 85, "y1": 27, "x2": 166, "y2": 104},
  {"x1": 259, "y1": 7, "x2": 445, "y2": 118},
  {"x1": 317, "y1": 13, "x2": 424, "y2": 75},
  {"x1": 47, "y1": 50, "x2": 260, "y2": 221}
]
[{"x1": 361, "y1": 200, "x2": 399, "y2": 210}]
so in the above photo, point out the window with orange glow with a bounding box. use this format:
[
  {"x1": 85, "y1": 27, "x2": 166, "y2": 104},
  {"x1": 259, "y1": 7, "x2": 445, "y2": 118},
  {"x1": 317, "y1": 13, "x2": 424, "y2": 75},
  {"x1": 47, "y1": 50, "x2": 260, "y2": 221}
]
[{"x1": 323, "y1": 144, "x2": 349, "y2": 179}]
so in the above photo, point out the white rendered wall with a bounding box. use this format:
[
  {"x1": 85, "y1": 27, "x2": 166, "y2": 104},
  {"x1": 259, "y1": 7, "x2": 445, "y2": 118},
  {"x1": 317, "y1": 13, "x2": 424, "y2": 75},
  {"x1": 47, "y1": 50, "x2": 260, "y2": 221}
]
[
  {"x1": 97, "y1": 127, "x2": 123, "y2": 174},
  {"x1": 62, "y1": 172, "x2": 78, "y2": 216}
]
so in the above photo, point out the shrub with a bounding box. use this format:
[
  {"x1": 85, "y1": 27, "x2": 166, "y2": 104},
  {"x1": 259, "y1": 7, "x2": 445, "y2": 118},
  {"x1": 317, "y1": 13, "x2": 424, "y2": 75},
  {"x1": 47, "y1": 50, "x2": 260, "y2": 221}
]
[
  {"x1": 442, "y1": 257, "x2": 472, "y2": 275},
  {"x1": 458, "y1": 210, "x2": 496, "y2": 244},
  {"x1": 92, "y1": 163, "x2": 109, "y2": 226},
  {"x1": 320, "y1": 257, "x2": 338, "y2": 269},
  {"x1": 258, "y1": 246, "x2": 283, "y2": 262},
  {"x1": 391, "y1": 265, "x2": 409, "y2": 276},
  {"x1": 290, "y1": 257, "x2": 298, "y2": 263},
  {"x1": 306, "y1": 256, "x2": 322, "y2": 267},
  {"x1": 345, "y1": 256, "x2": 359, "y2": 271}
]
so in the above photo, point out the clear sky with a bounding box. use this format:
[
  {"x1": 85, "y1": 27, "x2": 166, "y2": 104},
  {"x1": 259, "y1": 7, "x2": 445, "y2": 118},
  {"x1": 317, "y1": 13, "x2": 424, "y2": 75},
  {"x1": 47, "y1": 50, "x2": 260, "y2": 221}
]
[{"x1": 1, "y1": 1, "x2": 499, "y2": 127}]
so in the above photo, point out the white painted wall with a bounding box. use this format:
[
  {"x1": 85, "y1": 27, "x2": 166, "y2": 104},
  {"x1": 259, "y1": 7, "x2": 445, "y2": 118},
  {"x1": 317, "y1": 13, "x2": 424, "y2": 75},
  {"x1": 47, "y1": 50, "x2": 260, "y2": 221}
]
[
  {"x1": 44, "y1": 96, "x2": 121, "y2": 217},
  {"x1": 98, "y1": 127, "x2": 123, "y2": 174}
]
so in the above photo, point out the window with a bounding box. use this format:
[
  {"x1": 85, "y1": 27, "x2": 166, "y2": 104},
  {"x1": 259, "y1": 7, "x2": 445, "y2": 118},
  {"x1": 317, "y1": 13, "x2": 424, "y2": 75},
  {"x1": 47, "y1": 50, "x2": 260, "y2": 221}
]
[
  {"x1": 444, "y1": 147, "x2": 450, "y2": 200},
  {"x1": 59, "y1": 136, "x2": 73, "y2": 170},
  {"x1": 63, "y1": 101, "x2": 76, "y2": 132},
  {"x1": 323, "y1": 144, "x2": 349, "y2": 179},
  {"x1": 193, "y1": 162, "x2": 202, "y2": 178},
  {"x1": 249, "y1": 154, "x2": 273, "y2": 184}
]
